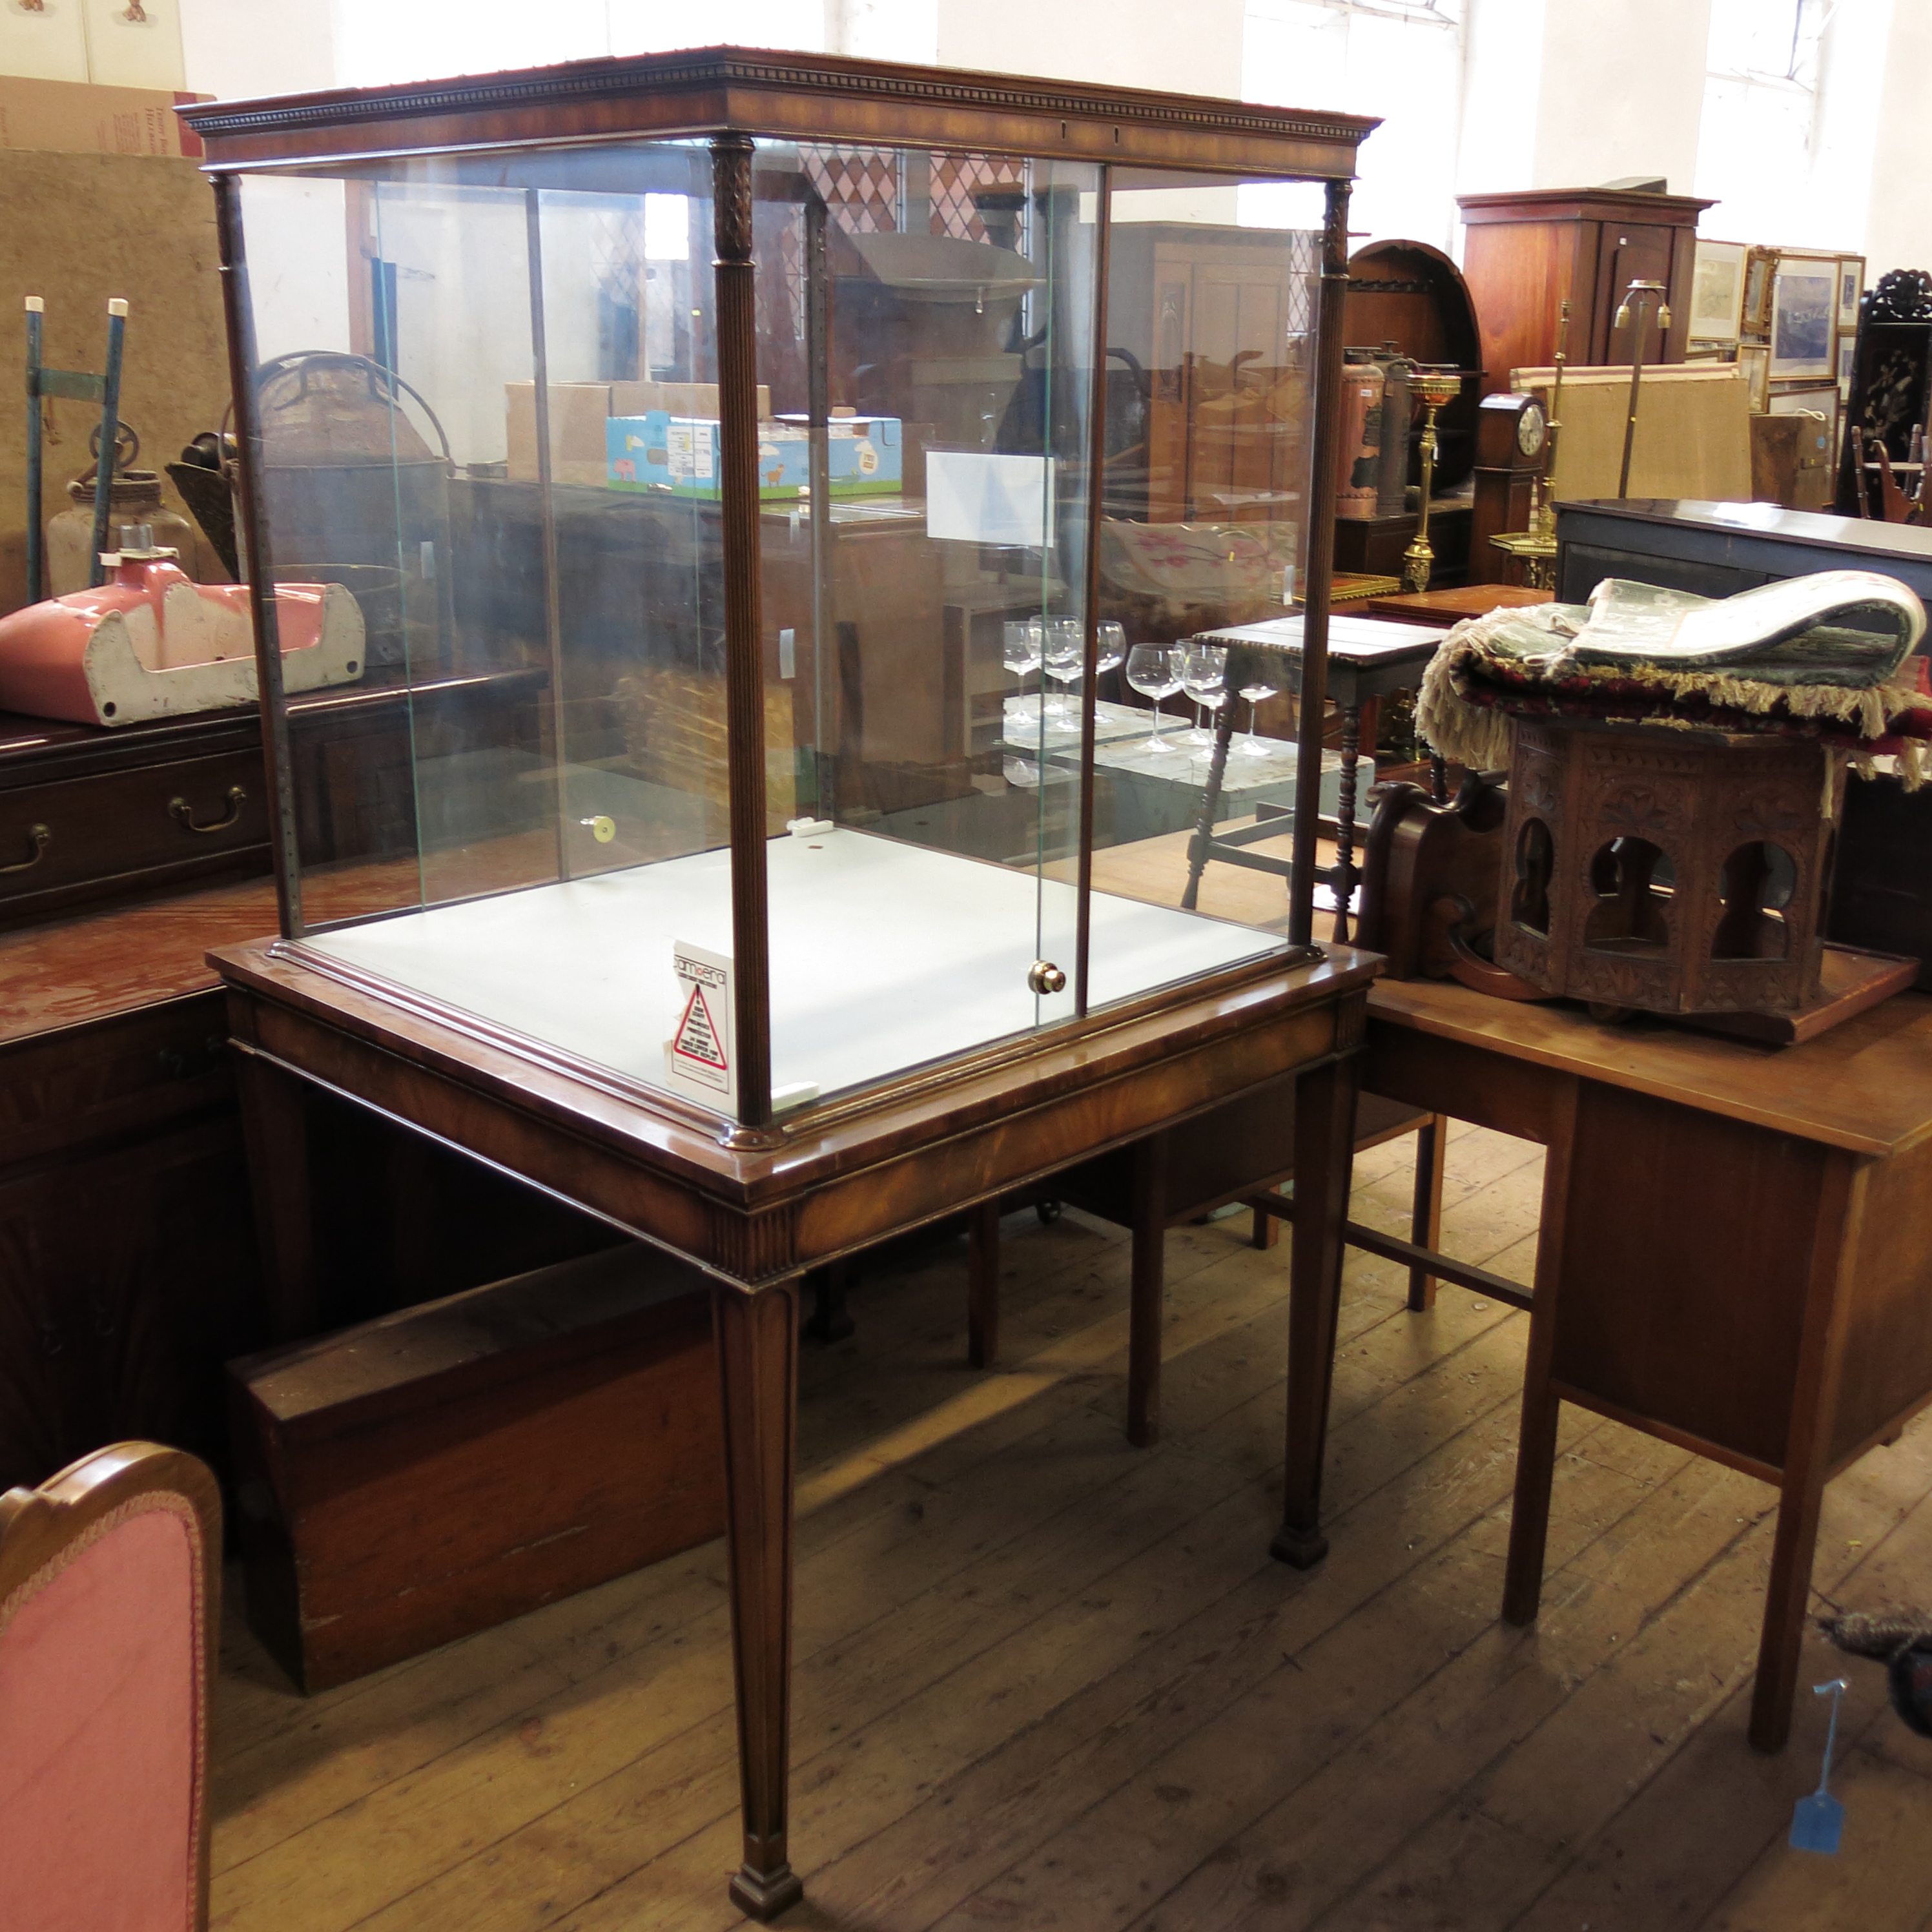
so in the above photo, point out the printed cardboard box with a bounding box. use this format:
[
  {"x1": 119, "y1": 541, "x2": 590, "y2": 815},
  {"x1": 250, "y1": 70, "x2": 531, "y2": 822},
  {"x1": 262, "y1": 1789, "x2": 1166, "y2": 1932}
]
[{"x1": 607, "y1": 413, "x2": 902, "y2": 499}]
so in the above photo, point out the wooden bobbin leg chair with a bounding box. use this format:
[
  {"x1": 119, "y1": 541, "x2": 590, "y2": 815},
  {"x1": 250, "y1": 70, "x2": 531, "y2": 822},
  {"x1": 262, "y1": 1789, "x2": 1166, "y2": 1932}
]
[{"x1": 0, "y1": 1442, "x2": 221, "y2": 1931}]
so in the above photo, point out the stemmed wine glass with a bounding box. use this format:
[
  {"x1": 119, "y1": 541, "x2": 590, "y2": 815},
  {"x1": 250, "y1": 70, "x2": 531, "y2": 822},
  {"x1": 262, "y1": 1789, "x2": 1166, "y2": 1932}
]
[
  {"x1": 1091, "y1": 621, "x2": 1127, "y2": 721},
  {"x1": 1002, "y1": 619, "x2": 1042, "y2": 726},
  {"x1": 1180, "y1": 643, "x2": 1228, "y2": 749},
  {"x1": 1237, "y1": 669, "x2": 1280, "y2": 755},
  {"x1": 1043, "y1": 618, "x2": 1084, "y2": 726},
  {"x1": 1125, "y1": 643, "x2": 1182, "y2": 752}
]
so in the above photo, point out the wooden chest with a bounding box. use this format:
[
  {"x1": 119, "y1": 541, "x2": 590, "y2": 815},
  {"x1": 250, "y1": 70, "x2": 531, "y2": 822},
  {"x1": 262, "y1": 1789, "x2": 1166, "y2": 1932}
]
[{"x1": 229, "y1": 1244, "x2": 724, "y2": 1692}]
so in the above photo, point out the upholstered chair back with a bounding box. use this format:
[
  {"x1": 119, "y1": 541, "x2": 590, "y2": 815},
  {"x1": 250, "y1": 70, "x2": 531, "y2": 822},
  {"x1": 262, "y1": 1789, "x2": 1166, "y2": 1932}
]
[{"x1": 0, "y1": 1443, "x2": 221, "y2": 1932}]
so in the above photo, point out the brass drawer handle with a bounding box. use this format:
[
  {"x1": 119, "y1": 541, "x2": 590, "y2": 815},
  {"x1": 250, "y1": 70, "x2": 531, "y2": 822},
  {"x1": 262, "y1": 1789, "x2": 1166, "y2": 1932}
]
[
  {"x1": 0, "y1": 823, "x2": 50, "y2": 874},
  {"x1": 170, "y1": 785, "x2": 247, "y2": 834}
]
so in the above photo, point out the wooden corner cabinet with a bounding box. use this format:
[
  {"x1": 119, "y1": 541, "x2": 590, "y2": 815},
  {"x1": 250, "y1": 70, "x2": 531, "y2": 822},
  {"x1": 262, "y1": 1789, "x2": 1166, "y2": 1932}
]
[
  {"x1": 1457, "y1": 186, "x2": 1712, "y2": 392},
  {"x1": 180, "y1": 45, "x2": 1382, "y2": 1920}
]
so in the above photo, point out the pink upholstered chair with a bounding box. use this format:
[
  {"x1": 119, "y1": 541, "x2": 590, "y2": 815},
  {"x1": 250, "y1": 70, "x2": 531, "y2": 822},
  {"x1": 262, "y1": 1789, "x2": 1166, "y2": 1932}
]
[{"x1": 0, "y1": 1443, "x2": 221, "y2": 1931}]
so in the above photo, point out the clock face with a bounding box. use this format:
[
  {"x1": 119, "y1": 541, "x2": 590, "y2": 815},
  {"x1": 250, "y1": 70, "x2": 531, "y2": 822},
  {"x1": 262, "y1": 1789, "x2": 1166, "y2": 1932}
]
[{"x1": 1517, "y1": 400, "x2": 1548, "y2": 457}]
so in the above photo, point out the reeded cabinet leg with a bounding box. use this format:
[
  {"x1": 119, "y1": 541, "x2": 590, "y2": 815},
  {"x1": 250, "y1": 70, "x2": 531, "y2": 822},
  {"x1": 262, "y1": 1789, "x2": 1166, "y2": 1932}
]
[
  {"x1": 1406, "y1": 1115, "x2": 1447, "y2": 1312},
  {"x1": 1275, "y1": 1051, "x2": 1361, "y2": 1568},
  {"x1": 713, "y1": 1279, "x2": 805, "y2": 1922},
  {"x1": 1127, "y1": 1136, "x2": 1169, "y2": 1448},
  {"x1": 967, "y1": 1198, "x2": 1001, "y2": 1370}
]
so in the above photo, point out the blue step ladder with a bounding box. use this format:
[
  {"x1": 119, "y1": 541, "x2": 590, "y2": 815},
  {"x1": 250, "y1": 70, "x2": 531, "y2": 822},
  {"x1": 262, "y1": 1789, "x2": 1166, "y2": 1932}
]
[{"x1": 24, "y1": 295, "x2": 129, "y2": 600}]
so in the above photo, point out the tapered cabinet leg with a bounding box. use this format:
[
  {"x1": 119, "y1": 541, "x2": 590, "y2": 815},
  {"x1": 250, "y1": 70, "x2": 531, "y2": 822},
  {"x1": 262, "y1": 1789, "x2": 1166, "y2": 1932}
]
[
  {"x1": 1750, "y1": 1472, "x2": 1829, "y2": 1752},
  {"x1": 1275, "y1": 1049, "x2": 1361, "y2": 1568},
  {"x1": 1406, "y1": 1115, "x2": 1447, "y2": 1312},
  {"x1": 967, "y1": 1198, "x2": 1001, "y2": 1370},
  {"x1": 1127, "y1": 1136, "x2": 1169, "y2": 1448},
  {"x1": 713, "y1": 1279, "x2": 805, "y2": 1922},
  {"x1": 1502, "y1": 1080, "x2": 1579, "y2": 1625},
  {"x1": 1747, "y1": 1153, "x2": 1863, "y2": 1753}
]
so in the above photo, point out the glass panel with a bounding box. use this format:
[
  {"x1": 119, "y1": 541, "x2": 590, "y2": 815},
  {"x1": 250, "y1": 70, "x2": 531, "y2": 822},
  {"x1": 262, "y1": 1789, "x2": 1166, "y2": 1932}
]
[
  {"x1": 240, "y1": 145, "x2": 750, "y2": 1116},
  {"x1": 752, "y1": 143, "x2": 1100, "y2": 1111},
  {"x1": 1086, "y1": 171, "x2": 1324, "y2": 1002}
]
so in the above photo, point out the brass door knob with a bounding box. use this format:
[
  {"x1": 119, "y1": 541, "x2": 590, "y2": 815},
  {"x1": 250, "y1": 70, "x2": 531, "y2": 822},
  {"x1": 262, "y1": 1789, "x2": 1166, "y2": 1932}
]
[{"x1": 1027, "y1": 960, "x2": 1066, "y2": 995}]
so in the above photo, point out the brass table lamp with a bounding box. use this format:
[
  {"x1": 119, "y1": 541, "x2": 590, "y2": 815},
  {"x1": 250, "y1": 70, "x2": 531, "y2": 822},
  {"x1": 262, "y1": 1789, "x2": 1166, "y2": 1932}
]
[{"x1": 1401, "y1": 366, "x2": 1466, "y2": 594}]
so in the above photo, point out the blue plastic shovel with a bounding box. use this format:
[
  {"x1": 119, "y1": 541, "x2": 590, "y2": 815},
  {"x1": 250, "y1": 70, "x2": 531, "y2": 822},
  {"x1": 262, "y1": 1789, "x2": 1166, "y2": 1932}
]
[{"x1": 1789, "y1": 1678, "x2": 1849, "y2": 1855}]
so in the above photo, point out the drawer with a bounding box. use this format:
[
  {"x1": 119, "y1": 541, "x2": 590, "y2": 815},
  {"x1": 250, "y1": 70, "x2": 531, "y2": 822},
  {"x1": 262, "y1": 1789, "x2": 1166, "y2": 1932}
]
[
  {"x1": 0, "y1": 749, "x2": 269, "y2": 919},
  {"x1": 0, "y1": 990, "x2": 232, "y2": 1171}
]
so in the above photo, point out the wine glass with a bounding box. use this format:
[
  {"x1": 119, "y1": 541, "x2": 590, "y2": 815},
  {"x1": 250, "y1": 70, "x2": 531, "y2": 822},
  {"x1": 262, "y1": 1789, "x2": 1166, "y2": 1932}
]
[
  {"x1": 1043, "y1": 618, "x2": 1084, "y2": 726},
  {"x1": 1237, "y1": 670, "x2": 1280, "y2": 755},
  {"x1": 1002, "y1": 619, "x2": 1042, "y2": 726},
  {"x1": 1125, "y1": 642, "x2": 1182, "y2": 752},
  {"x1": 1091, "y1": 621, "x2": 1126, "y2": 721},
  {"x1": 1180, "y1": 643, "x2": 1228, "y2": 749}
]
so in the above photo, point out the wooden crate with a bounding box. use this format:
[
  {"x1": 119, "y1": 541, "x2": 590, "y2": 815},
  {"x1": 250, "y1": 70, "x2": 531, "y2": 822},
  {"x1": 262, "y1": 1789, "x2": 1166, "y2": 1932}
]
[{"x1": 228, "y1": 1244, "x2": 723, "y2": 1692}]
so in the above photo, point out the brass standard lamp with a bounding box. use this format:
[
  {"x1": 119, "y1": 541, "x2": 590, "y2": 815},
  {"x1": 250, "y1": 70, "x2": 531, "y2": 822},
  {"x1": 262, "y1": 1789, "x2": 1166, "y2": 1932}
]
[
  {"x1": 1616, "y1": 279, "x2": 1672, "y2": 498},
  {"x1": 1399, "y1": 365, "x2": 1466, "y2": 593}
]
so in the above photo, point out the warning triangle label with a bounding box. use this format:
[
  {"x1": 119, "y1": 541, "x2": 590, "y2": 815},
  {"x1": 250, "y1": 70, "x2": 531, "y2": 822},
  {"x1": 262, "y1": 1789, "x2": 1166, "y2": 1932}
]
[{"x1": 672, "y1": 981, "x2": 730, "y2": 1083}]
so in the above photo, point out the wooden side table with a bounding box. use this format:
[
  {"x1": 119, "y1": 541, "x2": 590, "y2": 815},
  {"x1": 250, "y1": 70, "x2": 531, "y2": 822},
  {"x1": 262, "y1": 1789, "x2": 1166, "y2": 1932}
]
[
  {"x1": 1305, "y1": 977, "x2": 1932, "y2": 1753},
  {"x1": 1360, "y1": 583, "x2": 1556, "y2": 626},
  {"x1": 210, "y1": 936, "x2": 1377, "y2": 1916},
  {"x1": 1181, "y1": 615, "x2": 1450, "y2": 941}
]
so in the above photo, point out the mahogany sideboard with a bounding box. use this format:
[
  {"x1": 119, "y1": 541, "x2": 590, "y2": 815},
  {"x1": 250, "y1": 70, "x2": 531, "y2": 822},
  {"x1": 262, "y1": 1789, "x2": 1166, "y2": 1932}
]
[
  {"x1": 1306, "y1": 975, "x2": 1932, "y2": 1754},
  {"x1": 0, "y1": 859, "x2": 618, "y2": 1497},
  {"x1": 0, "y1": 663, "x2": 544, "y2": 931}
]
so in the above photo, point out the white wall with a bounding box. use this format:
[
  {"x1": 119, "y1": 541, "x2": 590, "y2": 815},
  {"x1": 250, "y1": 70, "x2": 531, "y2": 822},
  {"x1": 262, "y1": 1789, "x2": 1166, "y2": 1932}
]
[
  {"x1": 1530, "y1": 0, "x2": 1712, "y2": 194},
  {"x1": 1863, "y1": 0, "x2": 1932, "y2": 277},
  {"x1": 179, "y1": 0, "x2": 334, "y2": 100},
  {"x1": 175, "y1": 0, "x2": 1927, "y2": 283},
  {"x1": 941, "y1": 0, "x2": 1239, "y2": 96}
]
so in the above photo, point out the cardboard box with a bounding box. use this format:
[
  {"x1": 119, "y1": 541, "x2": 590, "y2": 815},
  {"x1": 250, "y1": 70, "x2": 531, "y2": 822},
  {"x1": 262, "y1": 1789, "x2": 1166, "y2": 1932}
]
[
  {"x1": 0, "y1": 75, "x2": 208, "y2": 158},
  {"x1": 608, "y1": 413, "x2": 903, "y2": 499},
  {"x1": 611, "y1": 380, "x2": 770, "y2": 419},
  {"x1": 505, "y1": 381, "x2": 613, "y2": 486},
  {"x1": 506, "y1": 380, "x2": 774, "y2": 484}
]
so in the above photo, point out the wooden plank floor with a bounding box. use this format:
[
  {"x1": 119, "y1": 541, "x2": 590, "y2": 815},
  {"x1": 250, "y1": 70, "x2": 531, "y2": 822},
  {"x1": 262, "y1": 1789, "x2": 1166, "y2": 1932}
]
[{"x1": 210, "y1": 1124, "x2": 1932, "y2": 1932}]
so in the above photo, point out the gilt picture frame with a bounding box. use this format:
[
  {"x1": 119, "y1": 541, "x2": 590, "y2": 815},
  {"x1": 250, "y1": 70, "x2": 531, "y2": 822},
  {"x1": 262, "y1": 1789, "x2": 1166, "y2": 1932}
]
[
  {"x1": 1771, "y1": 252, "x2": 1839, "y2": 382},
  {"x1": 1690, "y1": 240, "x2": 1749, "y2": 343},
  {"x1": 1837, "y1": 256, "x2": 1865, "y2": 336}
]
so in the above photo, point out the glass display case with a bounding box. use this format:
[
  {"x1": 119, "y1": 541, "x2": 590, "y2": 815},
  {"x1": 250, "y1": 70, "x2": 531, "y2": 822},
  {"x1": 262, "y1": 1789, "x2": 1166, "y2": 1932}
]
[{"x1": 187, "y1": 52, "x2": 1373, "y2": 1136}]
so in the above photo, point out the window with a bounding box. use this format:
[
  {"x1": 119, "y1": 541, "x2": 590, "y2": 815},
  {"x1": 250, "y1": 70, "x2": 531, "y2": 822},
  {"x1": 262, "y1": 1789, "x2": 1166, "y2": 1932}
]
[
  {"x1": 1694, "y1": 0, "x2": 1833, "y2": 245},
  {"x1": 1242, "y1": 0, "x2": 1465, "y2": 251}
]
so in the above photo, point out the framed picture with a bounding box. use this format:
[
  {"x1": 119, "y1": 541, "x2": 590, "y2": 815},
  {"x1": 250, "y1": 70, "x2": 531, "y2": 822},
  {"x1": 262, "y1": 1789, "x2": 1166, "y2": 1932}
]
[
  {"x1": 1769, "y1": 382, "x2": 1839, "y2": 477},
  {"x1": 1837, "y1": 256, "x2": 1865, "y2": 336},
  {"x1": 1770, "y1": 252, "x2": 1839, "y2": 380},
  {"x1": 1742, "y1": 247, "x2": 1778, "y2": 337},
  {"x1": 1738, "y1": 343, "x2": 1771, "y2": 412},
  {"x1": 1690, "y1": 240, "x2": 1748, "y2": 342},
  {"x1": 1839, "y1": 336, "x2": 1856, "y2": 400}
]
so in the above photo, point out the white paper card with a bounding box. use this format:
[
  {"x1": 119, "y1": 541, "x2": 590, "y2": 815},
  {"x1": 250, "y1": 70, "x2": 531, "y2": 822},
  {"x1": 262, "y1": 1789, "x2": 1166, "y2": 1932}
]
[
  {"x1": 925, "y1": 451, "x2": 1055, "y2": 550},
  {"x1": 665, "y1": 940, "x2": 735, "y2": 1110}
]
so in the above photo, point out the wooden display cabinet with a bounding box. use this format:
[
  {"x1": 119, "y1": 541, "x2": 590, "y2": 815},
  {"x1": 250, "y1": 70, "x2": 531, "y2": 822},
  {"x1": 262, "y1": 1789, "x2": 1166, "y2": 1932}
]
[{"x1": 183, "y1": 49, "x2": 1380, "y2": 1919}]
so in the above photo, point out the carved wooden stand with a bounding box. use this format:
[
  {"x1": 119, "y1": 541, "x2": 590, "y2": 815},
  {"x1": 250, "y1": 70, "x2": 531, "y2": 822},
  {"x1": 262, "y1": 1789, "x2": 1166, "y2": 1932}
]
[{"x1": 1494, "y1": 719, "x2": 1841, "y2": 1018}]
